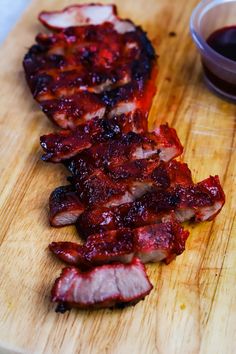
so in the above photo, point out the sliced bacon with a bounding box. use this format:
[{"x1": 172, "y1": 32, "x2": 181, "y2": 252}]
[
  {"x1": 49, "y1": 215, "x2": 189, "y2": 267},
  {"x1": 41, "y1": 123, "x2": 183, "y2": 163},
  {"x1": 23, "y1": 5, "x2": 157, "y2": 129},
  {"x1": 77, "y1": 175, "x2": 225, "y2": 238},
  {"x1": 51, "y1": 257, "x2": 153, "y2": 311}
]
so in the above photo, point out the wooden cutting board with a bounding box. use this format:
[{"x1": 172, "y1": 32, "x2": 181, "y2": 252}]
[{"x1": 0, "y1": 0, "x2": 235, "y2": 353}]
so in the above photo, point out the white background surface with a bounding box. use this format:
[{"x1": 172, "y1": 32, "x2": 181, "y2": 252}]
[{"x1": 0, "y1": 0, "x2": 32, "y2": 44}]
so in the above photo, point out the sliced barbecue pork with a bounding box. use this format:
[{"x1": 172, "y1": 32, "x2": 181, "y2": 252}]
[
  {"x1": 51, "y1": 257, "x2": 153, "y2": 311},
  {"x1": 23, "y1": 4, "x2": 227, "y2": 313},
  {"x1": 40, "y1": 112, "x2": 146, "y2": 163},
  {"x1": 49, "y1": 215, "x2": 189, "y2": 266},
  {"x1": 41, "y1": 123, "x2": 182, "y2": 163},
  {"x1": 46, "y1": 125, "x2": 184, "y2": 212},
  {"x1": 71, "y1": 169, "x2": 131, "y2": 208},
  {"x1": 49, "y1": 160, "x2": 192, "y2": 227},
  {"x1": 69, "y1": 158, "x2": 188, "y2": 208},
  {"x1": 23, "y1": 4, "x2": 157, "y2": 129},
  {"x1": 77, "y1": 175, "x2": 225, "y2": 238},
  {"x1": 49, "y1": 185, "x2": 84, "y2": 227}
]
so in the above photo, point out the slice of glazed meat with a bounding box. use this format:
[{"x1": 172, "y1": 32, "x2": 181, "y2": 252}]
[
  {"x1": 62, "y1": 126, "x2": 183, "y2": 208},
  {"x1": 67, "y1": 161, "x2": 165, "y2": 209},
  {"x1": 106, "y1": 158, "x2": 193, "y2": 186},
  {"x1": 51, "y1": 257, "x2": 153, "y2": 311},
  {"x1": 49, "y1": 185, "x2": 84, "y2": 227},
  {"x1": 71, "y1": 169, "x2": 132, "y2": 208},
  {"x1": 23, "y1": 4, "x2": 157, "y2": 129},
  {"x1": 49, "y1": 215, "x2": 189, "y2": 267},
  {"x1": 49, "y1": 160, "x2": 192, "y2": 227},
  {"x1": 70, "y1": 158, "x2": 190, "y2": 208},
  {"x1": 40, "y1": 112, "x2": 146, "y2": 162},
  {"x1": 40, "y1": 123, "x2": 182, "y2": 163},
  {"x1": 175, "y1": 175, "x2": 226, "y2": 222},
  {"x1": 77, "y1": 175, "x2": 225, "y2": 238}
]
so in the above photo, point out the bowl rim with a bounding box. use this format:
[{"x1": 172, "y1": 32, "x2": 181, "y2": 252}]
[{"x1": 190, "y1": 0, "x2": 236, "y2": 71}]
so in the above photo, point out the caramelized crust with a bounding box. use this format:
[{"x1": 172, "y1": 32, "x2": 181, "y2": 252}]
[
  {"x1": 50, "y1": 215, "x2": 189, "y2": 267},
  {"x1": 49, "y1": 160, "x2": 192, "y2": 227},
  {"x1": 77, "y1": 175, "x2": 225, "y2": 237},
  {"x1": 23, "y1": 5, "x2": 157, "y2": 129},
  {"x1": 40, "y1": 113, "x2": 146, "y2": 162},
  {"x1": 41, "y1": 123, "x2": 182, "y2": 163}
]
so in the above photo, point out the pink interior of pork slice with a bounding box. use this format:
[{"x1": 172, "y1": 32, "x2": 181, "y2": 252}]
[
  {"x1": 134, "y1": 216, "x2": 189, "y2": 264},
  {"x1": 39, "y1": 4, "x2": 135, "y2": 33},
  {"x1": 51, "y1": 257, "x2": 153, "y2": 311},
  {"x1": 49, "y1": 185, "x2": 84, "y2": 227}
]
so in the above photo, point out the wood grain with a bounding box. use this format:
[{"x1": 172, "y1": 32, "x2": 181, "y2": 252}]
[{"x1": 0, "y1": 0, "x2": 235, "y2": 353}]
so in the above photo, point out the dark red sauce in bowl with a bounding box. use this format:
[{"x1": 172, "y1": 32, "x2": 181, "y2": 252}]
[
  {"x1": 207, "y1": 26, "x2": 236, "y2": 61},
  {"x1": 203, "y1": 26, "x2": 236, "y2": 97},
  {"x1": 190, "y1": 0, "x2": 236, "y2": 101}
]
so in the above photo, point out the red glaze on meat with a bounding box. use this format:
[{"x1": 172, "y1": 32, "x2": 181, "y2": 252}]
[
  {"x1": 43, "y1": 125, "x2": 183, "y2": 209},
  {"x1": 69, "y1": 169, "x2": 153, "y2": 209},
  {"x1": 77, "y1": 175, "x2": 225, "y2": 238},
  {"x1": 67, "y1": 156, "x2": 192, "y2": 190},
  {"x1": 165, "y1": 160, "x2": 193, "y2": 187},
  {"x1": 49, "y1": 160, "x2": 192, "y2": 227},
  {"x1": 41, "y1": 123, "x2": 182, "y2": 163},
  {"x1": 23, "y1": 4, "x2": 157, "y2": 129},
  {"x1": 23, "y1": 4, "x2": 227, "y2": 313},
  {"x1": 72, "y1": 169, "x2": 130, "y2": 207},
  {"x1": 106, "y1": 158, "x2": 193, "y2": 186},
  {"x1": 175, "y1": 175, "x2": 225, "y2": 222},
  {"x1": 49, "y1": 185, "x2": 84, "y2": 227},
  {"x1": 70, "y1": 158, "x2": 187, "y2": 208},
  {"x1": 40, "y1": 112, "x2": 146, "y2": 163},
  {"x1": 49, "y1": 230, "x2": 134, "y2": 267},
  {"x1": 50, "y1": 215, "x2": 189, "y2": 266},
  {"x1": 107, "y1": 158, "x2": 165, "y2": 183},
  {"x1": 51, "y1": 257, "x2": 153, "y2": 311}
]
